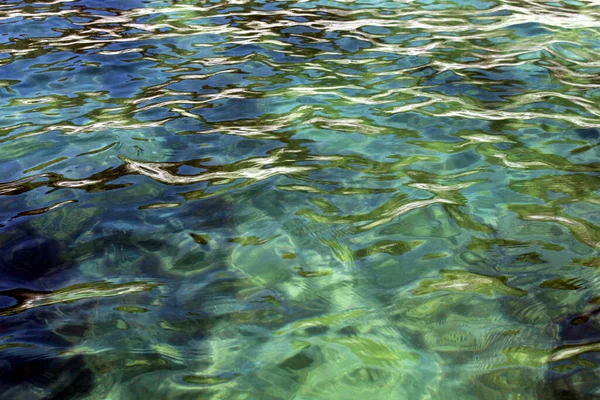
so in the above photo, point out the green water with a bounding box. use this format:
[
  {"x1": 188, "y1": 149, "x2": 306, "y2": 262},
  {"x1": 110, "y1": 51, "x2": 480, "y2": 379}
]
[{"x1": 0, "y1": 0, "x2": 599, "y2": 398}]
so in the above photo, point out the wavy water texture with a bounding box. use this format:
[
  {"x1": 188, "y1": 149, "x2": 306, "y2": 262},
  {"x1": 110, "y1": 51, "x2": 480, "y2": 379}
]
[{"x1": 0, "y1": 0, "x2": 599, "y2": 398}]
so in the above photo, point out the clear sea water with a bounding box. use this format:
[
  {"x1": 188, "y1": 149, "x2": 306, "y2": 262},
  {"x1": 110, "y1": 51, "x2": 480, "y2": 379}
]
[{"x1": 0, "y1": 0, "x2": 599, "y2": 398}]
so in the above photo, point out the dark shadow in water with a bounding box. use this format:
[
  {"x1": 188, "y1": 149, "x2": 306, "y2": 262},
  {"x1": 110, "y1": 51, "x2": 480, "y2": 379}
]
[
  {"x1": 544, "y1": 364, "x2": 600, "y2": 400},
  {"x1": 0, "y1": 225, "x2": 70, "y2": 290},
  {"x1": 0, "y1": 224, "x2": 95, "y2": 400},
  {"x1": 0, "y1": 352, "x2": 94, "y2": 400},
  {"x1": 543, "y1": 300, "x2": 600, "y2": 399},
  {"x1": 575, "y1": 128, "x2": 600, "y2": 140}
]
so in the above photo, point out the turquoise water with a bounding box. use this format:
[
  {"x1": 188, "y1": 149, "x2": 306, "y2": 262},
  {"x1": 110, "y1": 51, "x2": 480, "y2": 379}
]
[{"x1": 0, "y1": 0, "x2": 599, "y2": 398}]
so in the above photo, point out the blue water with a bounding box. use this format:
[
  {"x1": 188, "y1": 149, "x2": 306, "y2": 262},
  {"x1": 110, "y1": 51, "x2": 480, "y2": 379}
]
[{"x1": 0, "y1": 0, "x2": 600, "y2": 398}]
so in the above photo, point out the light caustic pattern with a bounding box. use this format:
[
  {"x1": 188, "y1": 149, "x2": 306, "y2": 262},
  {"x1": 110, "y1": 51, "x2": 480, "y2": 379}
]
[{"x1": 0, "y1": 0, "x2": 599, "y2": 398}]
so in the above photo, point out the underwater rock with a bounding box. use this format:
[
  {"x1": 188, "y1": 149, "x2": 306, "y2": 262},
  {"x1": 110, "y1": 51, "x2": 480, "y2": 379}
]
[
  {"x1": 574, "y1": 128, "x2": 600, "y2": 140},
  {"x1": 0, "y1": 226, "x2": 69, "y2": 288},
  {"x1": 542, "y1": 298, "x2": 600, "y2": 399},
  {"x1": 0, "y1": 352, "x2": 94, "y2": 400}
]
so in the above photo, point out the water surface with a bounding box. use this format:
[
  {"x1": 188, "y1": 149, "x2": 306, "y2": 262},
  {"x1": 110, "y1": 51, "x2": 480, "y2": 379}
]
[{"x1": 1, "y1": 0, "x2": 600, "y2": 398}]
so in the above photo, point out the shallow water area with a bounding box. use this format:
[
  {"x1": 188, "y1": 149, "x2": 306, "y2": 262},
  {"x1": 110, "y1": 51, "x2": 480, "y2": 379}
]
[{"x1": 0, "y1": 0, "x2": 600, "y2": 398}]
